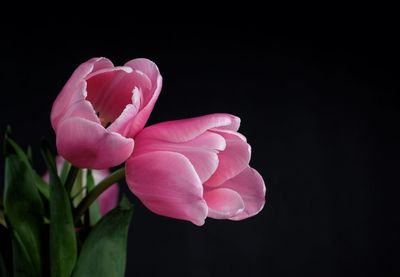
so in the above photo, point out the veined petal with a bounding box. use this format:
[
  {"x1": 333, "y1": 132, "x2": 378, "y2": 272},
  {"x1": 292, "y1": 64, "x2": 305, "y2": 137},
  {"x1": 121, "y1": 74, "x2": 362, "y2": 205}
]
[
  {"x1": 106, "y1": 87, "x2": 141, "y2": 135},
  {"x1": 126, "y1": 151, "x2": 208, "y2": 226},
  {"x1": 86, "y1": 68, "x2": 151, "y2": 130},
  {"x1": 220, "y1": 167, "x2": 266, "y2": 220},
  {"x1": 134, "y1": 131, "x2": 226, "y2": 183},
  {"x1": 125, "y1": 58, "x2": 161, "y2": 89},
  {"x1": 205, "y1": 130, "x2": 251, "y2": 187},
  {"x1": 136, "y1": 114, "x2": 241, "y2": 143},
  {"x1": 51, "y1": 57, "x2": 113, "y2": 130},
  {"x1": 204, "y1": 188, "x2": 245, "y2": 219},
  {"x1": 56, "y1": 117, "x2": 134, "y2": 169},
  {"x1": 54, "y1": 100, "x2": 100, "y2": 131},
  {"x1": 125, "y1": 58, "x2": 163, "y2": 137}
]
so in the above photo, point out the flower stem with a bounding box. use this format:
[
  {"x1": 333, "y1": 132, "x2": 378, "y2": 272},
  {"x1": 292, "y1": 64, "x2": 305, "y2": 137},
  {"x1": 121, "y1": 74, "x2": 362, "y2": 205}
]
[
  {"x1": 64, "y1": 166, "x2": 79, "y2": 195},
  {"x1": 73, "y1": 167, "x2": 125, "y2": 224}
]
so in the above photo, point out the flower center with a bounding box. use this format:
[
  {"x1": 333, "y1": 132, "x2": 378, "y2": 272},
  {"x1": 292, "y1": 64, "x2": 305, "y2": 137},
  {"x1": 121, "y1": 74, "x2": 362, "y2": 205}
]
[{"x1": 86, "y1": 69, "x2": 136, "y2": 128}]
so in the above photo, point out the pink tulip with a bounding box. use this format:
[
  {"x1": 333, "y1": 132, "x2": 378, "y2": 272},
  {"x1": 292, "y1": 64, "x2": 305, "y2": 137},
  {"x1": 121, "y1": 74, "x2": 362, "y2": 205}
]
[
  {"x1": 126, "y1": 114, "x2": 266, "y2": 226},
  {"x1": 91, "y1": 171, "x2": 119, "y2": 216},
  {"x1": 43, "y1": 156, "x2": 119, "y2": 215},
  {"x1": 51, "y1": 57, "x2": 162, "y2": 169}
]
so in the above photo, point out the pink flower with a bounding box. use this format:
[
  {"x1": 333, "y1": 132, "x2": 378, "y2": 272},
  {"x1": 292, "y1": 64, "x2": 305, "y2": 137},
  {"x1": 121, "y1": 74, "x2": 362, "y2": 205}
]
[
  {"x1": 43, "y1": 156, "x2": 119, "y2": 215},
  {"x1": 125, "y1": 114, "x2": 266, "y2": 226},
  {"x1": 90, "y1": 170, "x2": 119, "y2": 216},
  {"x1": 51, "y1": 57, "x2": 162, "y2": 169}
]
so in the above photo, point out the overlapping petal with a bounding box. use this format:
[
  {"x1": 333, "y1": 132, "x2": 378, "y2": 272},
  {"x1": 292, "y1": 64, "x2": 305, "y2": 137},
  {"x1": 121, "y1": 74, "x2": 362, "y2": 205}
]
[
  {"x1": 136, "y1": 113, "x2": 240, "y2": 143},
  {"x1": 56, "y1": 118, "x2": 134, "y2": 169},
  {"x1": 204, "y1": 188, "x2": 245, "y2": 219},
  {"x1": 126, "y1": 114, "x2": 265, "y2": 225},
  {"x1": 50, "y1": 57, "x2": 162, "y2": 169},
  {"x1": 126, "y1": 151, "x2": 208, "y2": 226},
  {"x1": 220, "y1": 167, "x2": 266, "y2": 220},
  {"x1": 204, "y1": 130, "x2": 251, "y2": 187}
]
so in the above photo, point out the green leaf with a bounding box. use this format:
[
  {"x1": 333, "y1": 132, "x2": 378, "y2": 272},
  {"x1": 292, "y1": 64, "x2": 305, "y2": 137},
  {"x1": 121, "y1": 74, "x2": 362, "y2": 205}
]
[
  {"x1": 65, "y1": 166, "x2": 79, "y2": 195},
  {"x1": 4, "y1": 154, "x2": 44, "y2": 277},
  {"x1": 60, "y1": 160, "x2": 71, "y2": 184},
  {"x1": 72, "y1": 200, "x2": 133, "y2": 277},
  {"x1": 86, "y1": 170, "x2": 101, "y2": 225},
  {"x1": 33, "y1": 174, "x2": 50, "y2": 200},
  {"x1": 4, "y1": 137, "x2": 49, "y2": 200},
  {"x1": 41, "y1": 142, "x2": 77, "y2": 277},
  {"x1": 71, "y1": 170, "x2": 84, "y2": 208}
]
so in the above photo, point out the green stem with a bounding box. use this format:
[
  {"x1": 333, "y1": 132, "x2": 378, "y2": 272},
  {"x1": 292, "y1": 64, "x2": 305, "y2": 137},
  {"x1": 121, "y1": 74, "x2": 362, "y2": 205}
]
[
  {"x1": 64, "y1": 166, "x2": 79, "y2": 195},
  {"x1": 73, "y1": 167, "x2": 125, "y2": 224}
]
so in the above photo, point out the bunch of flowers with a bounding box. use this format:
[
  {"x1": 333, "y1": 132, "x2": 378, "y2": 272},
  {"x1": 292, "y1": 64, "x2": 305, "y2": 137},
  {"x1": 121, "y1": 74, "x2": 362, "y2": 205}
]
[{"x1": 0, "y1": 58, "x2": 265, "y2": 276}]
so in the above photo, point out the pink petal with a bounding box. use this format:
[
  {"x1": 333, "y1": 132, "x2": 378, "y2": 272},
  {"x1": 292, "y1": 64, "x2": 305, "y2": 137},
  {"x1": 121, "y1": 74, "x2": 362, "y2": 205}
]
[
  {"x1": 134, "y1": 131, "x2": 226, "y2": 183},
  {"x1": 90, "y1": 169, "x2": 119, "y2": 215},
  {"x1": 91, "y1": 168, "x2": 108, "y2": 183},
  {"x1": 51, "y1": 57, "x2": 113, "y2": 130},
  {"x1": 214, "y1": 115, "x2": 241, "y2": 132},
  {"x1": 183, "y1": 131, "x2": 226, "y2": 151},
  {"x1": 54, "y1": 100, "x2": 100, "y2": 132},
  {"x1": 86, "y1": 67, "x2": 152, "y2": 134},
  {"x1": 56, "y1": 117, "x2": 134, "y2": 169},
  {"x1": 106, "y1": 88, "x2": 141, "y2": 136},
  {"x1": 126, "y1": 151, "x2": 208, "y2": 226},
  {"x1": 212, "y1": 128, "x2": 247, "y2": 142},
  {"x1": 125, "y1": 58, "x2": 160, "y2": 88},
  {"x1": 204, "y1": 188, "x2": 245, "y2": 219},
  {"x1": 220, "y1": 167, "x2": 266, "y2": 220},
  {"x1": 204, "y1": 130, "x2": 251, "y2": 187},
  {"x1": 136, "y1": 114, "x2": 241, "y2": 143},
  {"x1": 124, "y1": 58, "x2": 163, "y2": 137},
  {"x1": 141, "y1": 145, "x2": 218, "y2": 184},
  {"x1": 98, "y1": 183, "x2": 119, "y2": 215}
]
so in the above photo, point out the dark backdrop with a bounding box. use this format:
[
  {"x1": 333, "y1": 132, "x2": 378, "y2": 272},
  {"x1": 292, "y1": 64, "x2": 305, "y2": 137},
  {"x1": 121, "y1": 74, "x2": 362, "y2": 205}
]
[{"x1": 0, "y1": 21, "x2": 399, "y2": 276}]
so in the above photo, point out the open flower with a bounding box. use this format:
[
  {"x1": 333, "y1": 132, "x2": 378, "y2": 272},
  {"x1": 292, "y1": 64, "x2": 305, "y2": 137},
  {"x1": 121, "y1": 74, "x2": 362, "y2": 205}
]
[
  {"x1": 125, "y1": 114, "x2": 266, "y2": 225},
  {"x1": 51, "y1": 57, "x2": 162, "y2": 169}
]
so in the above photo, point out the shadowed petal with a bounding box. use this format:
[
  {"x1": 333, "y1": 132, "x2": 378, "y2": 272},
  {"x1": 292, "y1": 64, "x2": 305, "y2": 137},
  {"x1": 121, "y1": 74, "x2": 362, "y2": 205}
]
[
  {"x1": 205, "y1": 130, "x2": 251, "y2": 187},
  {"x1": 204, "y1": 188, "x2": 245, "y2": 219},
  {"x1": 220, "y1": 167, "x2": 266, "y2": 220},
  {"x1": 86, "y1": 68, "x2": 151, "y2": 133},
  {"x1": 54, "y1": 100, "x2": 100, "y2": 131},
  {"x1": 97, "y1": 183, "x2": 119, "y2": 215},
  {"x1": 56, "y1": 117, "x2": 134, "y2": 169},
  {"x1": 134, "y1": 131, "x2": 226, "y2": 182},
  {"x1": 90, "y1": 169, "x2": 119, "y2": 215},
  {"x1": 126, "y1": 151, "x2": 208, "y2": 226}
]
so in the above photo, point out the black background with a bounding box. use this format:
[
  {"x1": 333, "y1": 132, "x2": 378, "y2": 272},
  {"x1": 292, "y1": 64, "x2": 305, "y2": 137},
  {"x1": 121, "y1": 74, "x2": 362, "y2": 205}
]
[{"x1": 1, "y1": 19, "x2": 399, "y2": 276}]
